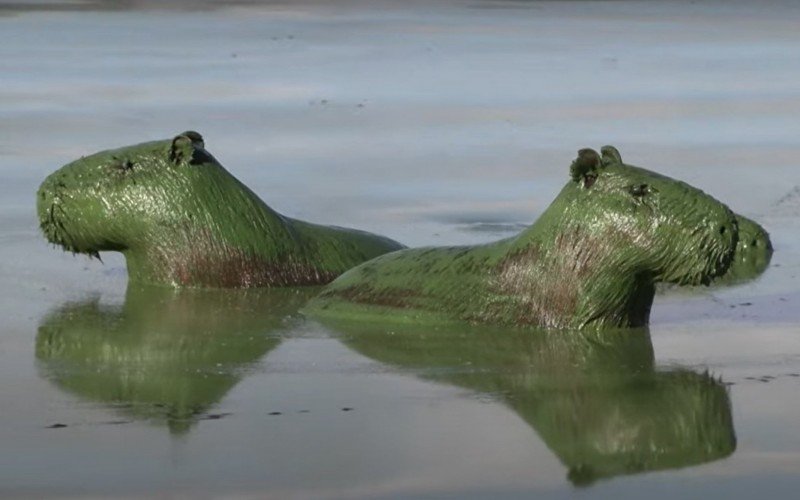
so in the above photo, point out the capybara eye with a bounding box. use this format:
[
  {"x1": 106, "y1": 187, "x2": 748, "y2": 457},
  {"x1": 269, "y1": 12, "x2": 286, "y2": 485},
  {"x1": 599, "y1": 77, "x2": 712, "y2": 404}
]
[{"x1": 629, "y1": 184, "x2": 649, "y2": 197}]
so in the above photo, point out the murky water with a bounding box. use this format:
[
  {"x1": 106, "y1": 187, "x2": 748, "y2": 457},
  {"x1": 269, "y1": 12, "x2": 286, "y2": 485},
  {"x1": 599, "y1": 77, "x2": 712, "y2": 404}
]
[{"x1": 1, "y1": 1, "x2": 799, "y2": 497}]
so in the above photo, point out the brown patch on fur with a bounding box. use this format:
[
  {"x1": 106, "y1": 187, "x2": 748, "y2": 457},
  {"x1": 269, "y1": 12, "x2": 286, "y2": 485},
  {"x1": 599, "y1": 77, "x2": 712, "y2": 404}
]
[
  {"x1": 172, "y1": 249, "x2": 340, "y2": 288},
  {"x1": 490, "y1": 228, "x2": 616, "y2": 328},
  {"x1": 146, "y1": 228, "x2": 340, "y2": 288}
]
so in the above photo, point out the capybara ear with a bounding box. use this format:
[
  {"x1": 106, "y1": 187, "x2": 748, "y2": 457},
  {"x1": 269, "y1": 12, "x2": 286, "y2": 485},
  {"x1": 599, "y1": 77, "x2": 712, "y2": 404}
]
[
  {"x1": 601, "y1": 145, "x2": 622, "y2": 166},
  {"x1": 180, "y1": 131, "x2": 204, "y2": 148},
  {"x1": 169, "y1": 131, "x2": 205, "y2": 164},
  {"x1": 570, "y1": 148, "x2": 602, "y2": 187}
]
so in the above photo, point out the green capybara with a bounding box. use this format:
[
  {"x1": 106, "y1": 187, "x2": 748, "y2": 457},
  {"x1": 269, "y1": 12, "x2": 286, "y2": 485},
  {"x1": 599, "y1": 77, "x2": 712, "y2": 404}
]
[
  {"x1": 37, "y1": 131, "x2": 404, "y2": 288},
  {"x1": 307, "y1": 147, "x2": 741, "y2": 329}
]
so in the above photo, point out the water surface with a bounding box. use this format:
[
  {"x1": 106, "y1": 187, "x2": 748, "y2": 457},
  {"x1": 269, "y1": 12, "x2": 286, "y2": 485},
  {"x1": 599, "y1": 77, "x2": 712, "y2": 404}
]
[{"x1": 1, "y1": 1, "x2": 799, "y2": 498}]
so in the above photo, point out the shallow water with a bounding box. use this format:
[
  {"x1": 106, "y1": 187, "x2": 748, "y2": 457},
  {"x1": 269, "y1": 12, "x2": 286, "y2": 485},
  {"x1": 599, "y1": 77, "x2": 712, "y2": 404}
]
[{"x1": 1, "y1": 0, "x2": 800, "y2": 498}]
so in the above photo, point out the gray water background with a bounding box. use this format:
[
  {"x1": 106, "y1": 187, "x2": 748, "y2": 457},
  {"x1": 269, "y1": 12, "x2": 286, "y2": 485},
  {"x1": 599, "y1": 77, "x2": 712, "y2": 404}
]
[{"x1": 1, "y1": 0, "x2": 800, "y2": 498}]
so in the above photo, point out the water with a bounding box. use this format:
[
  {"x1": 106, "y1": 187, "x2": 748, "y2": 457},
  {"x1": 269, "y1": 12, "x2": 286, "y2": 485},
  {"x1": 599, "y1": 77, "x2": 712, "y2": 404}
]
[{"x1": 1, "y1": 0, "x2": 799, "y2": 497}]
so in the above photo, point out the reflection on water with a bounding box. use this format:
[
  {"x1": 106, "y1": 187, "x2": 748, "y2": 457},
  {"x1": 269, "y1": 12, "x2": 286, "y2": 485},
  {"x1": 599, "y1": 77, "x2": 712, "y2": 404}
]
[
  {"x1": 34, "y1": 284, "x2": 737, "y2": 485},
  {"x1": 323, "y1": 319, "x2": 737, "y2": 485},
  {"x1": 36, "y1": 285, "x2": 315, "y2": 434}
]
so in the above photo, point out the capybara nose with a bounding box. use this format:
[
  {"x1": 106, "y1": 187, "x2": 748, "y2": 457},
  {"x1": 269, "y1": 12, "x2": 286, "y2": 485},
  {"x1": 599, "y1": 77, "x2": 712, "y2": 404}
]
[{"x1": 749, "y1": 232, "x2": 772, "y2": 252}]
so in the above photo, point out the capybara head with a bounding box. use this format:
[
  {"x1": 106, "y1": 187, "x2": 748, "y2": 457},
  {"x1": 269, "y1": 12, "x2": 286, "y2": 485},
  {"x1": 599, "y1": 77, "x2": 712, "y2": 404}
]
[
  {"x1": 36, "y1": 131, "x2": 268, "y2": 258},
  {"x1": 560, "y1": 146, "x2": 738, "y2": 287}
]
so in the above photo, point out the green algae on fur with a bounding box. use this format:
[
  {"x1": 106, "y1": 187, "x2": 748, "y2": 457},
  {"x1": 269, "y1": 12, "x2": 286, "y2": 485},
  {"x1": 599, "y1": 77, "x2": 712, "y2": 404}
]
[
  {"x1": 320, "y1": 318, "x2": 735, "y2": 485},
  {"x1": 657, "y1": 214, "x2": 772, "y2": 294},
  {"x1": 306, "y1": 147, "x2": 740, "y2": 329},
  {"x1": 36, "y1": 131, "x2": 405, "y2": 288}
]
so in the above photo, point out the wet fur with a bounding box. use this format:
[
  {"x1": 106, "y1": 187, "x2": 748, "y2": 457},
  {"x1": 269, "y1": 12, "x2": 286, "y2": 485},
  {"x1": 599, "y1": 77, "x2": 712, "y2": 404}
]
[{"x1": 308, "y1": 147, "x2": 740, "y2": 329}]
